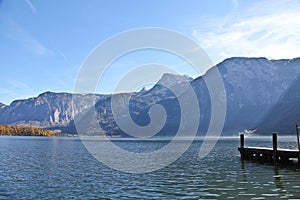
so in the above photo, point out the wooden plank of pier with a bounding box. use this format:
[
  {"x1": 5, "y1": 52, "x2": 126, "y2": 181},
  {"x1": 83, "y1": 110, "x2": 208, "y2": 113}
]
[{"x1": 238, "y1": 132, "x2": 300, "y2": 164}]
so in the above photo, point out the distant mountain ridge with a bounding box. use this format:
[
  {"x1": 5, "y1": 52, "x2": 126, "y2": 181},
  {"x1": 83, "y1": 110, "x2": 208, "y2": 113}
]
[
  {"x1": 1, "y1": 57, "x2": 300, "y2": 136},
  {"x1": 215, "y1": 57, "x2": 300, "y2": 134}
]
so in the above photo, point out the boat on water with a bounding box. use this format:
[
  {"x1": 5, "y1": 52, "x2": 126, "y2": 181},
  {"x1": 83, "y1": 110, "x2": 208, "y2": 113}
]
[{"x1": 238, "y1": 129, "x2": 258, "y2": 137}]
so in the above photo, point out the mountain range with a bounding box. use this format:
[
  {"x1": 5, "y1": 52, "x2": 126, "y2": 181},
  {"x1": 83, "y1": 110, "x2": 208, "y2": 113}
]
[{"x1": 1, "y1": 57, "x2": 300, "y2": 136}]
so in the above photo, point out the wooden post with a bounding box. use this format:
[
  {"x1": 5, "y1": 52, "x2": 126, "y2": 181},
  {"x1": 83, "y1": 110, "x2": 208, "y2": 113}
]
[
  {"x1": 273, "y1": 132, "x2": 278, "y2": 164},
  {"x1": 240, "y1": 134, "x2": 245, "y2": 159},
  {"x1": 296, "y1": 123, "x2": 300, "y2": 164},
  {"x1": 296, "y1": 123, "x2": 300, "y2": 152},
  {"x1": 240, "y1": 134, "x2": 245, "y2": 148}
]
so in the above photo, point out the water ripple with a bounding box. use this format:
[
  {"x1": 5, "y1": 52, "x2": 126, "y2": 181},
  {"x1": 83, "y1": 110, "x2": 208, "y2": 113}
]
[{"x1": 0, "y1": 137, "x2": 300, "y2": 199}]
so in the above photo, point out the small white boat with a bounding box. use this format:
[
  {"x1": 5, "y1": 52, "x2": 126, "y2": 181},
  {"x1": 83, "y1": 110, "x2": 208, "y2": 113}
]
[{"x1": 239, "y1": 129, "x2": 258, "y2": 137}]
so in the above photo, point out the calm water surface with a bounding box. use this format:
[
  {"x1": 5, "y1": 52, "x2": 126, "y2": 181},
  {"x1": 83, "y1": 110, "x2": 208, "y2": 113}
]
[{"x1": 0, "y1": 136, "x2": 300, "y2": 199}]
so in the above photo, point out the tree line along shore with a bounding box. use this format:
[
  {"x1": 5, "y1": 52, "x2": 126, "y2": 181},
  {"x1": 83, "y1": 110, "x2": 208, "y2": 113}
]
[{"x1": 0, "y1": 125, "x2": 55, "y2": 136}]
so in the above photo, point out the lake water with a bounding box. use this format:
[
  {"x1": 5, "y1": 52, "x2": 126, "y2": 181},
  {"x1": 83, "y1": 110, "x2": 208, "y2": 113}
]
[{"x1": 0, "y1": 136, "x2": 300, "y2": 199}]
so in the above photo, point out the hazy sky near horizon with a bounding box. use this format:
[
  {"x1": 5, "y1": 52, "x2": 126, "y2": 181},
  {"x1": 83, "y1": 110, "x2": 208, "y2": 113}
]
[{"x1": 1, "y1": 0, "x2": 300, "y2": 104}]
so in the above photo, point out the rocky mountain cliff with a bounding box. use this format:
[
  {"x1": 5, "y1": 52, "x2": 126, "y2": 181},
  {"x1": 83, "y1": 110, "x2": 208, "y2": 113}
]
[
  {"x1": 0, "y1": 92, "x2": 107, "y2": 128},
  {"x1": 215, "y1": 57, "x2": 300, "y2": 134},
  {"x1": 0, "y1": 103, "x2": 6, "y2": 109},
  {"x1": 1, "y1": 57, "x2": 300, "y2": 136}
]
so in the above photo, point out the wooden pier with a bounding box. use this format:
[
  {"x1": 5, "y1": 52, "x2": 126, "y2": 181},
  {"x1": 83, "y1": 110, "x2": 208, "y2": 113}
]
[{"x1": 238, "y1": 132, "x2": 300, "y2": 165}]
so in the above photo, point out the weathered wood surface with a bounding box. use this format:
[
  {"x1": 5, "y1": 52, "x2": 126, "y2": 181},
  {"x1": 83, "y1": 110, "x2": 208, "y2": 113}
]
[
  {"x1": 238, "y1": 147, "x2": 299, "y2": 158},
  {"x1": 238, "y1": 133, "x2": 300, "y2": 164}
]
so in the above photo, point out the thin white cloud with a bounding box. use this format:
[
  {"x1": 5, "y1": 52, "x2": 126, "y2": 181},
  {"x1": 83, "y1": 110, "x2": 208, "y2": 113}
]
[
  {"x1": 193, "y1": 0, "x2": 300, "y2": 63},
  {"x1": 231, "y1": 0, "x2": 239, "y2": 9},
  {"x1": 7, "y1": 79, "x2": 34, "y2": 92},
  {"x1": 0, "y1": 15, "x2": 51, "y2": 55},
  {"x1": 54, "y1": 47, "x2": 73, "y2": 66},
  {"x1": 25, "y1": 0, "x2": 36, "y2": 13},
  {"x1": 0, "y1": 80, "x2": 36, "y2": 104},
  {"x1": 24, "y1": 37, "x2": 50, "y2": 55}
]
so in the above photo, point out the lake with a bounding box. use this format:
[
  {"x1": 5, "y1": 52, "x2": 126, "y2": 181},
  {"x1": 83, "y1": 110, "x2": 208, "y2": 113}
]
[{"x1": 0, "y1": 136, "x2": 300, "y2": 199}]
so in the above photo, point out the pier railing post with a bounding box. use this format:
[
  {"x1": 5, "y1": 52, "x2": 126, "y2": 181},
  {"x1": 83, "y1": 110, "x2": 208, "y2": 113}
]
[
  {"x1": 273, "y1": 132, "x2": 278, "y2": 164},
  {"x1": 296, "y1": 123, "x2": 300, "y2": 150},
  {"x1": 240, "y1": 134, "x2": 245, "y2": 159},
  {"x1": 296, "y1": 123, "x2": 300, "y2": 164},
  {"x1": 240, "y1": 134, "x2": 245, "y2": 148}
]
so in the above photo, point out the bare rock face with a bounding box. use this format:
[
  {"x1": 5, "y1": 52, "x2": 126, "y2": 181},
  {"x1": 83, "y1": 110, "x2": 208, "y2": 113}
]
[
  {"x1": 156, "y1": 73, "x2": 193, "y2": 88},
  {"x1": 0, "y1": 91, "x2": 106, "y2": 129},
  {"x1": 1, "y1": 57, "x2": 300, "y2": 135},
  {"x1": 212, "y1": 57, "x2": 300, "y2": 134},
  {"x1": 0, "y1": 103, "x2": 6, "y2": 109}
]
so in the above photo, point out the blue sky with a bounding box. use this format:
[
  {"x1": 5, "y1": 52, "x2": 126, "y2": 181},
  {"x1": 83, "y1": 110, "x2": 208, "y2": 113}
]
[{"x1": 0, "y1": 0, "x2": 300, "y2": 104}]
